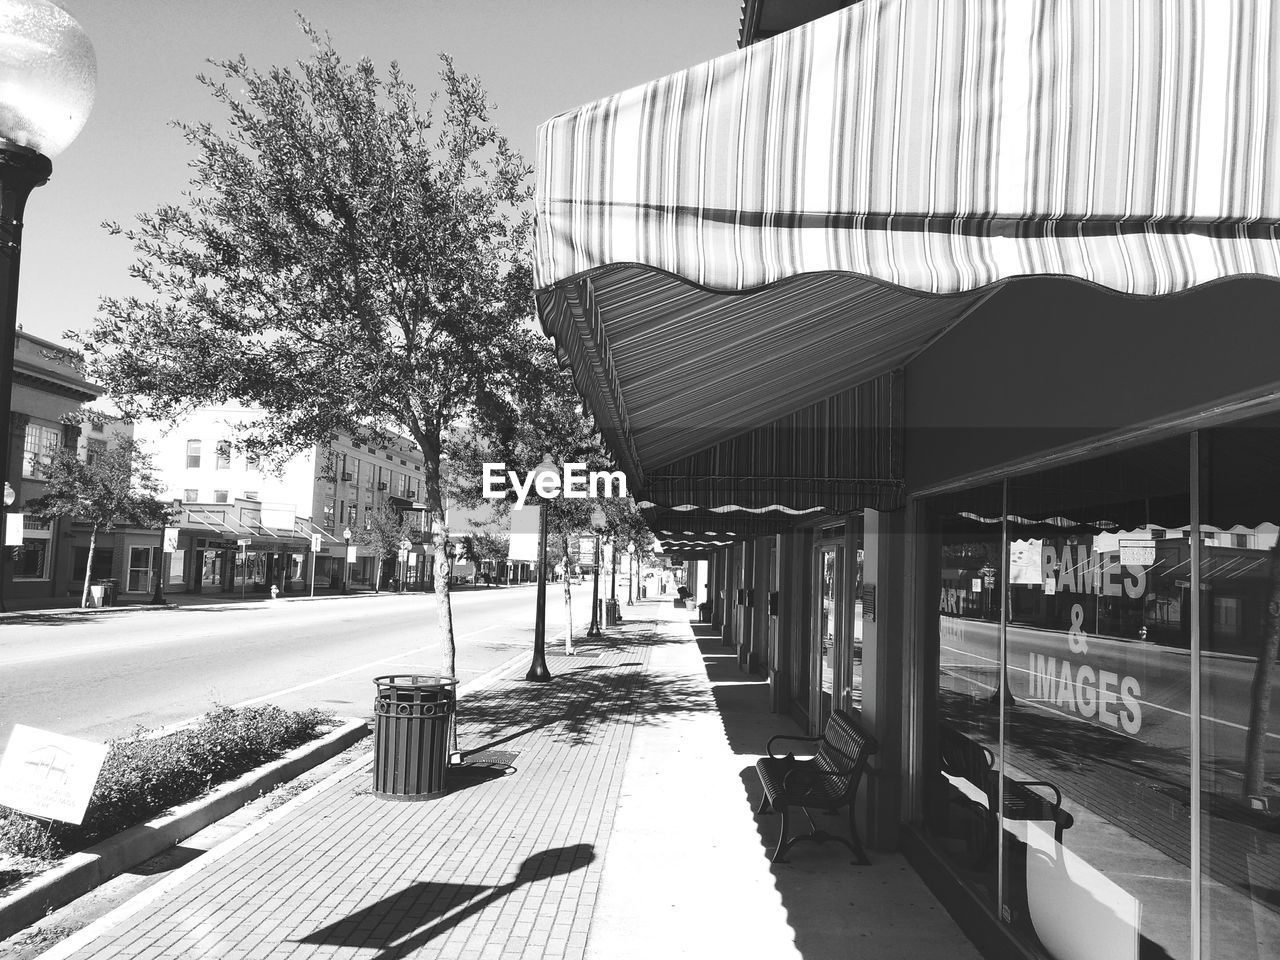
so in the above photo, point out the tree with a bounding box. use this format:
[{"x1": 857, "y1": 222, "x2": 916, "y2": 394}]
[
  {"x1": 71, "y1": 22, "x2": 538, "y2": 687},
  {"x1": 465, "y1": 520, "x2": 509, "y2": 585},
  {"x1": 24, "y1": 439, "x2": 171, "y2": 608},
  {"x1": 357, "y1": 501, "x2": 410, "y2": 592}
]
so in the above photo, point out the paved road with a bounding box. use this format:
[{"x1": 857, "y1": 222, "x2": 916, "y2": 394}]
[{"x1": 0, "y1": 586, "x2": 601, "y2": 743}]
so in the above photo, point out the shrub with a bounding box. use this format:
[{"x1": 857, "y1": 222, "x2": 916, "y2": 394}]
[{"x1": 0, "y1": 705, "x2": 333, "y2": 859}]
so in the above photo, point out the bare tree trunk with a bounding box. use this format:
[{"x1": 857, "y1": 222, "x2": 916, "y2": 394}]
[
  {"x1": 1243, "y1": 545, "x2": 1280, "y2": 796},
  {"x1": 432, "y1": 509, "x2": 458, "y2": 758},
  {"x1": 562, "y1": 532, "x2": 574, "y2": 655},
  {"x1": 80, "y1": 524, "x2": 97, "y2": 608}
]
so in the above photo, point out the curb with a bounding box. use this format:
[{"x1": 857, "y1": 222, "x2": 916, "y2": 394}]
[{"x1": 0, "y1": 717, "x2": 370, "y2": 943}]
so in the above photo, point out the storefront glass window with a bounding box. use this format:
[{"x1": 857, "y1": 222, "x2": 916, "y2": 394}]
[
  {"x1": 1002, "y1": 435, "x2": 1190, "y2": 960},
  {"x1": 127, "y1": 545, "x2": 154, "y2": 593},
  {"x1": 1201, "y1": 417, "x2": 1280, "y2": 959},
  {"x1": 927, "y1": 434, "x2": 1197, "y2": 960}
]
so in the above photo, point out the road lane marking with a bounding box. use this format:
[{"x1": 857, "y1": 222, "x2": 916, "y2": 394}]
[{"x1": 154, "y1": 623, "x2": 511, "y2": 736}]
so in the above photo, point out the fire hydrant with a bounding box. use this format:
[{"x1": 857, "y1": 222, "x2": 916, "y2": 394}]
[{"x1": 270, "y1": 584, "x2": 280, "y2": 600}]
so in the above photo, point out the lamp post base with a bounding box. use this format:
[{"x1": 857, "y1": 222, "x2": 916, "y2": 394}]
[{"x1": 525, "y1": 657, "x2": 552, "y2": 682}]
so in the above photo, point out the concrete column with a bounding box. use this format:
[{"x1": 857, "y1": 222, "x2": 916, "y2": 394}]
[{"x1": 860, "y1": 507, "x2": 905, "y2": 850}]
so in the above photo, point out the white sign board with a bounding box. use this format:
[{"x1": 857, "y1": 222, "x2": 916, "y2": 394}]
[
  {"x1": 346, "y1": 545, "x2": 359, "y2": 563},
  {"x1": 259, "y1": 502, "x2": 296, "y2": 530},
  {"x1": 163, "y1": 527, "x2": 180, "y2": 552},
  {"x1": 5, "y1": 512, "x2": 22, "y2": 547},
  {"x1": 0, "y1": 725, "x2": 109, "y2": 825},
  {"x1": 408, "y1": 552, "x2": 418, "y2": 568},
  {"x1": 1118, "y1": 541, "x2": 1156, "y2": 566},
  {"x1": 311, "y1": 533, "x2": 322, "y2": 551},
  {"x1": 237, "y1": 538, "x2": 252, "y2": 547},
  {"x1": 507, "y1": 504, "x2": 540, "y2": 562},
  {"x1": 398, "y1": 549, "x2": 409, "y2": 561},
  {"x1": 971, "y1": 578, "x2": 983, "y2": 593}
]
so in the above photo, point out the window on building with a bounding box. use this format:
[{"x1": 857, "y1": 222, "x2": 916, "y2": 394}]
[
  {"x1": 246, "y1": 451, "x2": 261, "y2": 472},
  {"x1": 323, "y1": 499, "x2": 336, "y2": 531},
  {"x1": 85, "y1": 437, "x2": 107, "y2": 466},
  {"x1": 346, "y1": 502, "x2": 357, "y2": 525},
  {"x1": 13, "y1": 516, "x2": 51, "y2": 580},
  {"x1": 184, "y1": 488, "x2": 199, "y2": 502},
  {"x1": 22, "y1": 423, "x2": 61, "y2": 479},
  {"x1": 216, "y1": 440, "x2": 232, "y2": 470},
  {"x1": 90, "y1": 421, "x2": 105, "y2": 434},
  {"x1": 186, "y1": 439, "x2": 202, "y2": 469},
  {"x1": 244, "y1": 491, "x2": 259, "y2": 501},
  {"x1": 214, "y1": 490, "x2": 229, "y2": 504}
]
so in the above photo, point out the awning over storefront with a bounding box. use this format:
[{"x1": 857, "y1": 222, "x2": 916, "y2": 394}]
[{"x1": 534, "y1": 0, "x2": 1280, "y2": 517}]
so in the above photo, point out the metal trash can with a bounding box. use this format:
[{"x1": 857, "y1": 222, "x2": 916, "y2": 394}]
[
  {"x1": 372, "y1": 674, "x2": 458, "y2": 800},
  {"x1": 605, "y1": 598, "x2": 620, "y2": 626}
]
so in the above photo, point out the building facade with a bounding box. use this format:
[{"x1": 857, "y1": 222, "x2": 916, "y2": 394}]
[
  {"x1": 134, "y1": 407, "x2": 433, "y2": 596},
  {"x1": 2, "y1": 330, "x2": 138, "y2": 606},
  {"x1": 533, "y1": 3, "x2": 1280, "y2": 960}
]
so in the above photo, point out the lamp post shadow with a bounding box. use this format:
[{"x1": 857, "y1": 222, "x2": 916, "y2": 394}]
[{"x1": 296, "y1": 843, "x2": 596, "y2": 959}]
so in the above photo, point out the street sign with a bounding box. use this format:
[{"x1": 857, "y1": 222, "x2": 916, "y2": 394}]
[
  {"x1": 399, "y1": 538, "x2": 411, "y2": 552},
  {"x1": 5, "y1": 512, "x2": 22, "y2": 547},
  {"x1": 311, "y1": 533, "x2": 322, "y2": 551},
  {"x1": 398, "y1": 550, "x2": 409, "y2": 562},
  {"x1": 346, "y1": 545, "x2": 358, "y2": 563},
  {"x1": 163, "y1": 527, "x2": 180, "y2": 552},
  {"x1": 237, "y1": 538, "x2": 252, "y2": 547},
  {"x1": 0, "y1": 725, "x2": 108, "y2": 825}
]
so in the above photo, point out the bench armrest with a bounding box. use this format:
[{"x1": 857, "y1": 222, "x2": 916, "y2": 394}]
[{"x1": 766, "y1": 733, "x2": 821, "y2": 759}]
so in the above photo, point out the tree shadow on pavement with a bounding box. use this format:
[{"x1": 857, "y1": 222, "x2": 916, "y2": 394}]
[
  {"x1": 296, "y1": 843, "x2": 596, "y2": 959},
  {"x1": 456, "y1": 629, "x2": 712, "y2": 752}
]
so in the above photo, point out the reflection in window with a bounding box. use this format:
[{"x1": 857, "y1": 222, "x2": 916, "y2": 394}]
[{"x1": 1201, "y1": 416, "x2": 1280, "y2": 960}]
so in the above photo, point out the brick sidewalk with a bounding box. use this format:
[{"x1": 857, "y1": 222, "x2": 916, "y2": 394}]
[{"x1": 36, "y1": 600, "x2": 980, "y2": 960}]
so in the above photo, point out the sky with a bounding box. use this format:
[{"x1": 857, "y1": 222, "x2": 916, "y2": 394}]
[{"x1": 19, "y1": 0, "x2": 743, "y2": 346}]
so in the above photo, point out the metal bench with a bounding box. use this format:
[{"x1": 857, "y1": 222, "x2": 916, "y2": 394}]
[
  {"x1": 755, "y1": 709, "x2": 879, "y2": 864},
  {"x1": 937, "y1": 723, "x2": 1074, "y2": 865}
]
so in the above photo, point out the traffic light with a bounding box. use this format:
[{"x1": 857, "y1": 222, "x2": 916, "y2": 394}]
[{"x1": 463, "y1": 536, "x2": 474, "y2": 561}]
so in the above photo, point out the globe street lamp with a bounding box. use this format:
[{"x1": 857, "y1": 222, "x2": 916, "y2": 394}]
[
  {"x1": 586, "y1": 505, "x2": 605, "y2": 638},
  {"x1": 626, "y1": 541, "x2": 636, "y2": 605},
  {"x1": 0, "y1": 1, "x2": 95, "y2": 615},
  {"x1": 526, "y1": 455, "x2": 557, "y2": 682},
  {"x1": 342, "y1": 526, "x2": 352, "y2": 593}
]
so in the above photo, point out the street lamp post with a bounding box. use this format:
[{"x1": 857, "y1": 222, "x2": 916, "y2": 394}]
[
  {"x1": 342, "y1": 526, "x2": 352, "y2": 593},
  {"x1": 609, "y1": 537, "x2": 621, "y2": 624},
  {"x1": 586, "y1": 506, "x2": 605, "y2": 638},
  {"x1": 627, "y1": 542, "x2": 636, "y2": 605},
  {"x1": 0, "y1": 1, "x2": 96, "y2": 617},
  {"x1": 526, "y1": 455, "x2": 557, "y2": 682}
]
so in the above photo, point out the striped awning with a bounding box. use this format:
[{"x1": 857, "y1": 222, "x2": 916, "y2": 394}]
[{"x1": 534, "y1": 0, "x2": 1280, "y2": 509}]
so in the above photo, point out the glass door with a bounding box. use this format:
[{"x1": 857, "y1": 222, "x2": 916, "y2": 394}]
[{"x1": 813, "y1": 543, "x2": 844, "y2": 728}]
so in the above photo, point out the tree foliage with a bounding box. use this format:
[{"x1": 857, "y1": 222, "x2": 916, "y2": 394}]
[{"x1": 71, "y1": 21, "x2": 544, "y2": 676}]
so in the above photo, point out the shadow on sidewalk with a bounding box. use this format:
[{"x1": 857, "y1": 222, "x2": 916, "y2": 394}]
[
  {"x1": 457, "y1": 628, "x2": 712, "y2": 751},
  {"x1": 296, "y1": 843, "x2": 595, "y2": 959}
]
